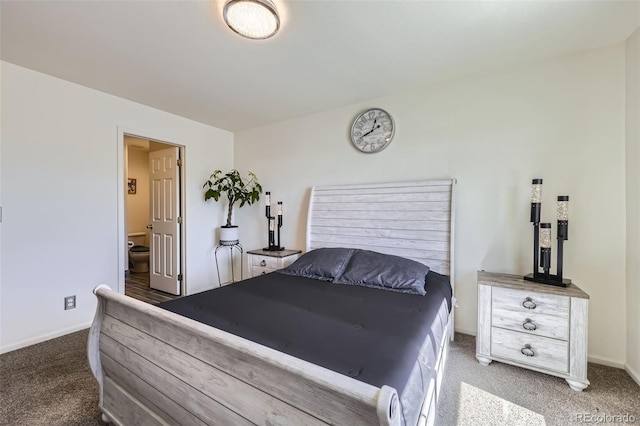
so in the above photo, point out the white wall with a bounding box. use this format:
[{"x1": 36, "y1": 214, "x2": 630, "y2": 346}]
[
  {"x1": 235, "y1": 45, "x2": 627, "y2": 365},
  {"x1": 0, "y1": 49, "x2": 3, "y2": 352},
  {"x1": 626, "y1": 28, "x2": 640, "y2": 383},
  {"x1": 0, "y1": 61, "x2": 233, "y2": 353}
]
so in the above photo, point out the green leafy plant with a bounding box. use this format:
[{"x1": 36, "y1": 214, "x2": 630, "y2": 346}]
[{"x1": 203, "y1": 169, "x2": 262, "y2": 227}]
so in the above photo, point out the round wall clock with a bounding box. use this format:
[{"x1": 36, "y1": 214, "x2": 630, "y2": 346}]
[{"x1": 350, "y1": 108, "x2": 395, "y2": 153}]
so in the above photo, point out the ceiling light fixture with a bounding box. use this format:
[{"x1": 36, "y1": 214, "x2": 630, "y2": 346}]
[{"x1": 223, "y1": 0, "x2": 280, "y2": 40}]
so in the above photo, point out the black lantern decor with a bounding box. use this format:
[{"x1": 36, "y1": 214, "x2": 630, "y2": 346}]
[
  {"x1": 523, "y1": 179, "x2": 572, "y2": 287},
  {"x1": 263, "y1": 191, "x2": 285, "y2": 251}
]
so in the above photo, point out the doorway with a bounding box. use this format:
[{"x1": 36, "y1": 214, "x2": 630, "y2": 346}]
[{"x1": 119, "y1": 129, "x2": 186, "y2": 300}]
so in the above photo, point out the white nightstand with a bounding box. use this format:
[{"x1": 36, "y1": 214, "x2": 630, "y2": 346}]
[
  {"x1": 247, "y1": 249, "x2": 302, "y2": 278},
  {"x1": 476, "y1": 271, "x2": 590, "y2": 391}
]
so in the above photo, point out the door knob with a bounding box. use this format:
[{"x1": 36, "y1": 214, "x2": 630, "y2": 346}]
[{"x1": 146, "y1": 224, "x2": 153, "y2": 229}]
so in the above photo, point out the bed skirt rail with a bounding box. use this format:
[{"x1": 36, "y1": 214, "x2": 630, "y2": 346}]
[{"x1": 87, "y1": 285, "x2": 402, "y2": 426}]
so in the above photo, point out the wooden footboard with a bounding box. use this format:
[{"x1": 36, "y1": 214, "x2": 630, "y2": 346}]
[
  {"x1": 417, "y1": 308, "x2": 453, "y2": 426},
  {"x1": 88, "y1": 285, "x2": 402, "y2": 426}
]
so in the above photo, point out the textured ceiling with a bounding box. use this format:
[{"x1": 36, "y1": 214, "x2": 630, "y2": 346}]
[{"x1": 2, "y1": 1, "x2": 639, "y2": 131}]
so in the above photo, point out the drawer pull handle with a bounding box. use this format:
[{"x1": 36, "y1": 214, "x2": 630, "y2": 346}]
[
  {"x1": 522, "y1": 297, "x2": 537, "y2": 310},
  {"x1": 522, "y1": 319, "x2": 537, "y2": 331},
  {"x1": 261, "y1": 271, "x2": 266, "y2": 275},
  {"x1": 521, "y1": 344, "x2": 535, "y2": 357},
  {"x1": 260, "y1": 260, "x2": 266, "y2": 266}
]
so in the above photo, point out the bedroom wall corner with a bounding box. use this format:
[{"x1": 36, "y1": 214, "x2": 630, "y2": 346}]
[
  {"x1": 0, "y1": 62, "x2": 233, "y2": 353},
  {"x1": 0, "y1": 60, "x2": 4, "y2": 346},
  {"x1": 625, "y1": 26, "x2": 640, "y2": 385}
]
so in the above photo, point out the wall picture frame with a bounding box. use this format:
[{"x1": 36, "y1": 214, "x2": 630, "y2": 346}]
[{"x1": 128, "y1": 178, "x2": 137, "y2": 194}]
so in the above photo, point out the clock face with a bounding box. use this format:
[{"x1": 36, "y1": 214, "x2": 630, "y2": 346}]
[{"x1": 350, "y1": 108, "x2": 395, "y2": 153}]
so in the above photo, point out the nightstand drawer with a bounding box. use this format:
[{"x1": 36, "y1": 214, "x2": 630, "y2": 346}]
[
  {"x1": 252, "y1": 266, "x2": 276, "y2": 276},
  {"x1": 492, "y1": 287, "x2": 569, "y2": 318},
  {"x1": 491, "y1": 327, "x2": 569, "y2": 373},
  {"x1": 492, "y1": 307, "x2": 569, "y2": 340},
  {"x1": 251, "y1": 256, "x2": 279, "y2": 269},
  {"x1": 247, "y1": 249, "x2": 302, "y2": 279}
]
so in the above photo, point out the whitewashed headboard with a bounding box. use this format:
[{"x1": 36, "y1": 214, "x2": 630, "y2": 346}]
[{"x1": 306, "y1": 179, "x2": 456, "y2": 281}]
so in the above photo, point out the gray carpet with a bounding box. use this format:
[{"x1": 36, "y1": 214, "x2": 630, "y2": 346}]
[
  {"x1": 437, "y1": 334, "x2": 640, "y2": 425},
  {"x1": 1, "y1": 330, "x2": 638, "y2": 425},
  {"x1": 0, "y1": 329, "x2": 102, "y2": 426}
]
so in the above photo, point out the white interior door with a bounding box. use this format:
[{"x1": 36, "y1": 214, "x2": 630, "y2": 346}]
[{"x1": 149, "y1": 146, "x2": 181, "y2": 295}]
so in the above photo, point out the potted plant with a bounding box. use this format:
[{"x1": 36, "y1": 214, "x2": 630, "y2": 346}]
[{"x1": 203, "y1": 169, "x2": 262, "y2": 244}]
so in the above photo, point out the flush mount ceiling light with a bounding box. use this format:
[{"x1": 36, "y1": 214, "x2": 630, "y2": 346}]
[{"x1": 223, "y1": 0, "x2": 280, "y2": 40}]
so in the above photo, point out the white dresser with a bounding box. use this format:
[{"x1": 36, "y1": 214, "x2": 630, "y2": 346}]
[
  {"x1": 247, "y1": 249, "x2": 302, "y2": 278},
  {"x1": 476, "y1": 271, "x2": 590, "y2": 391}
]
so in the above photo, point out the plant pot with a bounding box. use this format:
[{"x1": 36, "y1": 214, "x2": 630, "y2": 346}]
[{"x1": 220, "y1": 226, "x2": 239, "y2": 246}]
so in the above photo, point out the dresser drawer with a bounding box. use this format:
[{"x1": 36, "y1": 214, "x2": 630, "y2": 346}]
[
  {"x1": 492, "y1": 287, "x2": 569, "y2": 318},
  {"x1": 492, "y1": 307, "x2": 569, "y2": 340},
  {"x1": 251, "y1": 255, "x2": 279, "y2": 269},
  {"x1": 491, "y1": 327, "x2": 569, "y2": 373},
  {"x1": 252, "y1": 266, "x2": 276, "y2": 276}
]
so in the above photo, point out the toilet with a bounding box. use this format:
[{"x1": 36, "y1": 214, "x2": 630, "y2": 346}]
[{"x1": 128, "y1": 233, "x2": 150, "y2": 273}]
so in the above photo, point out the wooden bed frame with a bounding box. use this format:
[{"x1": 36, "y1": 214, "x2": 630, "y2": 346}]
[{"x1": 88, "y1": 178, "x2": 456, "y2": 426}]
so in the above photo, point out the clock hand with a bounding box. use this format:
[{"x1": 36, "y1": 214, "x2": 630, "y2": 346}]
[{"x1": 361, "y1": 124, "x2": 382, "y2": 137}]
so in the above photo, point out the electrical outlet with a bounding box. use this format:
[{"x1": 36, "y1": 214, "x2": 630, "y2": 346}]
[{"x1": 64, "y1": 295, "x2": 76, "y2": 310}]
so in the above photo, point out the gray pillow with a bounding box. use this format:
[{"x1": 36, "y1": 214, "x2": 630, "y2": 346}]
[
  {"x1": 276, "y1": 248, "x2": 355, "y2": 281},
  {"x1": 334, "y1": 250, "x2": 429, "y2": 295}
]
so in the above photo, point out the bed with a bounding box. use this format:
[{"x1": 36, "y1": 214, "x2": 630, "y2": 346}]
[{"x1": 88, "y1": 178, "x2": 456, "y2": 426}]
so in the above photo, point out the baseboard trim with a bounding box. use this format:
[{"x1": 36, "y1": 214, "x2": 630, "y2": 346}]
[
  {"x1": 625, "y1": 364, "x2": 640, "y2": 386},
  {"x1": 186, "y1": 283, "x2": 219, "y2": 296},
  {"x1": 0, "y1": 322, "x2": 92, "y2": 355},
  {"x1": 454, "y1": 327, "x2": 477, "y2": 337},
  {"x1": 587, "y1": 354, "x2": 625, "y2": 369}
]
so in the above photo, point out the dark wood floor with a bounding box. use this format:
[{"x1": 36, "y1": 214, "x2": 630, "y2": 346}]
[{"x1": 125, "y1": 272, "x2": 180, "y2": 304}]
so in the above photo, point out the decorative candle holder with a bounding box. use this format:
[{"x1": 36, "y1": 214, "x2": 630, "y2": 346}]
[
  {"x1": 556, "y1": 195, "x2": 569, "y2": 281},
  {"x1": 530, "y1": 178, "x2": 543, "y2": 276},
  {"x1": 523, "y1": 179, "x2": 572, "y2": 287},
  {"x1": 263, "y1": 191, "x2": 284, "y2": 251}
]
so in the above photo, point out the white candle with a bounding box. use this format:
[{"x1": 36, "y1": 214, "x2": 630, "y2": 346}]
[
  {"x1": 269, "y1": 218, "x2": 275, "y2": 231},
  {"x1": 265, "y1": 192, "x2": 271, "y2": 206},
  {"x1": 277, "y1": 201, "x2": 283, "y2": 216}
]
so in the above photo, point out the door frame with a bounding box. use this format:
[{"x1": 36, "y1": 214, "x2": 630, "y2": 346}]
[{"x1": 117, "y1": 126, "x2": 187, "y2": 296}]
